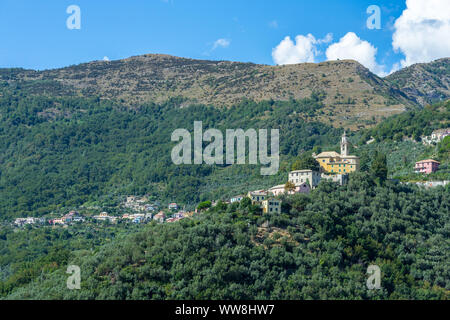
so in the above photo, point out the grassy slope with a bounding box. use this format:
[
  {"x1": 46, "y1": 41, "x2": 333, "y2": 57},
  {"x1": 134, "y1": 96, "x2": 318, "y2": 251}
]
[{"x1": 0, "y1": 55, "x2": 417, "y2": 130}]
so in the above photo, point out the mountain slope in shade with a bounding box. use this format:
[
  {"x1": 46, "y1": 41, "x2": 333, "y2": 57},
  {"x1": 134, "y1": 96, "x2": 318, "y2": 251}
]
[
  {"x1": 0, "y1": 54, "x2": 413, "y2": 129},
  {"x1": 386, "y1": 58, "x2": 450, "y2": 107}
]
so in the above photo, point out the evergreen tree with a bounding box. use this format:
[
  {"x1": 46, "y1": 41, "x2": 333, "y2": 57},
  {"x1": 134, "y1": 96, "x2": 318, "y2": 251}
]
[
  {"x1": 371, "y1": 151, "x2": 388, "y2": 184},
  {"x1": 292, "y1": 153, "x2": 320, "y2": 171}
]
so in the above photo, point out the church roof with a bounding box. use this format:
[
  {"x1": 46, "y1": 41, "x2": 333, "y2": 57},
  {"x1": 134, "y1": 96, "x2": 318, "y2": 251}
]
[{"x1": 315, "y1": 151, "x2": 341, "y2": 158}]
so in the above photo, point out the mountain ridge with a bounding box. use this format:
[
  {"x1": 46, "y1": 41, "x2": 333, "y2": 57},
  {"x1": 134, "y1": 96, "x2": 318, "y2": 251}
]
[
  {"x1": 1, "y1": 54, "x2": 449, "y2": 129},
  {"x1": 386, "y1": 58, "x2": 450, "y2": 106}
]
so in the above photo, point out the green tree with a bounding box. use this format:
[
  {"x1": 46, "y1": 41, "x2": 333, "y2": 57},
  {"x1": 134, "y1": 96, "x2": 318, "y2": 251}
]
[
  {"x1": 292, "y1": 153, "x2": 320, "y2": 171},
  {"x1": 438, "y1": 136, "x2": 450, "y2": 161},
  {"x1": 197, "y1": 200, "x2": 212, "y2": 211},
  {"x1": 284, "y1": 181, "x2": 295, "y2": 193},
  {"x1": 371, "y1": 151, "x2": 388, "y2": 184}
]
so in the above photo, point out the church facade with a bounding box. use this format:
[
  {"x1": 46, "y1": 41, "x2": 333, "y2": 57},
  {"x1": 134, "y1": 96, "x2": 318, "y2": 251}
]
[{"x1": 314, "y1": 132, "x2": 360, "y2": 174}]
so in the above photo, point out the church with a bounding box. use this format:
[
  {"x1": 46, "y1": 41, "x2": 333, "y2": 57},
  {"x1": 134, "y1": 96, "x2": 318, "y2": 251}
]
[{"x1": 314, "y1": 132, "x2": 360, "y2": 174}]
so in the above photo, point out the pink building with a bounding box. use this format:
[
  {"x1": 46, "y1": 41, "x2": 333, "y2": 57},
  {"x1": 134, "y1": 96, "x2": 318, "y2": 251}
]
[
  {"x1": 415, "y1": 159, "x2": 440, "y2": 174},
  {"x1": 295, "y1": 183, "x2": 311, "y2": 194}
]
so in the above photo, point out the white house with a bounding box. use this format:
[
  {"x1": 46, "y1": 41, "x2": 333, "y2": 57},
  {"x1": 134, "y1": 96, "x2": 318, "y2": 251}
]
[
  {"x1": 422, "y1": 128, "x2": 450, "y2": 145},
  {"x1": 168, "y1": 203, "x2": 179, "y2": 210},
  {"x1": 230, "y1": 195, "x2": 244, "y2": 203},
  {"x1": 288, "y1": 169, "x2": 321, "y2": 189},
  {"x1": 153, "y1": 212, "x2": 166, "y2": 223}
]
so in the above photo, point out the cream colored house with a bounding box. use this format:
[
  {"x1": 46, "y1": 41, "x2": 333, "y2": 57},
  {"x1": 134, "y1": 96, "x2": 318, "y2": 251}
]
[
  {"x1": 288, "y1": 169, "x2": 321, "y2": 189},
  {"x1": 261, "y1": 199, "x2": 282, "y2": 214},
  {"x1": 247, "y1": 190, "x2": 268, "y2": 204},
  {"x1": 268, "y1": 185, "x2": 287, "y2": 196}
]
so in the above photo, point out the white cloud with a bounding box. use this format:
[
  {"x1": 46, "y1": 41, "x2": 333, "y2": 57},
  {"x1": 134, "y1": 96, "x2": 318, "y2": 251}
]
[
  {"x1": 317, "y1": 33, "x2": 333, "y2": 44},
  {"x1": 392, "y1": 0, "x2": 450, "y2": 67},
  {"x1": 325, "y1": 32, "x2": 387, "y2": 76},
  {"x1": 103, "y1": 56, "x2": 110, "y2": 62},
  {"x1": 272, "y1": 33, "x2": 332, "y2": 65},
  {"x1": 212, "y1": 38, "x2": 231, "y2": 50}
]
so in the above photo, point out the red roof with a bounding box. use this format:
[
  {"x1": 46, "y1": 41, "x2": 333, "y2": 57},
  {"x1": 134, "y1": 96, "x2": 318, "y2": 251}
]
[{"x1": 416, "y1": 159, "x2": 440, "y2": 164}]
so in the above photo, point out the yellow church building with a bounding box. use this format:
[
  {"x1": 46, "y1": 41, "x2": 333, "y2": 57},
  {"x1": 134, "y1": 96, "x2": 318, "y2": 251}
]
[{"x1": 314, "y1": 132, "x2": 359, "y2": 174}]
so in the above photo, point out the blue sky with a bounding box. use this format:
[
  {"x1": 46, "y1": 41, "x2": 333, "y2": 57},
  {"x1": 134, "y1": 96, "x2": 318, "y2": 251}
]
[{"x1": 0, "y1": 0, "x2": 448, "y2": 75}]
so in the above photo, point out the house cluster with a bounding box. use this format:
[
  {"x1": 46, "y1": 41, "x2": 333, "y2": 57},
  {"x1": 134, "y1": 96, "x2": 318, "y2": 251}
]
[
  {"x1": 152, "y1": 209, "x2": 194, "y2": 223},
  {"x1": 245, "y1": 190, "x2": 282, "y2": 213},
  {"x1": 14, "y1": 217, "x2": 46, "y2": 227},
  {"x1": 421, "y1": 128, "x2": 450, "y2": 145},
  {"x1": 93, "y1": 212, "x2": 119, "y2": 223},
  {"x1": 50, "y1": 211, "x2": 84, "y2": 225},
  {"x1": 11, "y1": 197, "x2": 194, "y2": 228},
  {"x1": 123, "y1": 196, "x2": 159, "y2": 212},
  {"x1": 92, "y1": 200, "x2": 191, "y2": 224},
  {"x1": 229, "y1": 133, "x2": 358, "y2": 212}
]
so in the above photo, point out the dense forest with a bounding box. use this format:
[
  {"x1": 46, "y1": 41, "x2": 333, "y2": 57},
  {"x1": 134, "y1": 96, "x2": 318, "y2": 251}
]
[
  {"x1": 361, "y1": 100, "x2": 450, "y2": 143},
  {"x1": 355, "y1": 100, "x2": 450, "y2": 180},
  {"x1": 2, "y1": 173, "x2": 448, "y2": 299},
  {"x1": 0, "y1": 87, "x2": 340, "y2": 218},
  {"x1": 0, "y1": 81, "x2": 449, "y2": 300}
]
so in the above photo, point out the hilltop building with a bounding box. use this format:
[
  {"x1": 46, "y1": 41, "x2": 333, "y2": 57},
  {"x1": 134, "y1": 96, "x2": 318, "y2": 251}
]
[
  {"x1": 268, "y1": 185, "x2": 288, "y2": 196},
  {"x1": 14, "y1": 217, "x2": 39, "y2": 227},
  {"x1": 153, "y1": 212, "x2": 166, "y2": 223},
  {"x1": 288, "y1": 169, "x2": 321, "y2": 189},
  {"x1": 321, "y1": 173, "x2": 349, "y2": 186},
  {"x1": 168, "y1": 203, "x2": 179, "y2": 210},
  {"x1": 93, "y1": 212, "x2": 117, "y2": 223},
  {"x1": 422, "y1": 128, "x2": 450, "y2": 145},
  {"x1": 261, "y1": 199, "x2": 282, "y2": 214},
  {"x1": 314, "y1": 132, "x2": 359, "y2": 174},
  {"x1": 230, "y1": 195, "x2": 244, "y2": 203},
  {"x1": 245, "y1": 190, "x2": 282, "y2": 214},
  {"x1": 62, "y1": 211, "x2": 83, "y2": 223},
  {"x1": 247, "y1": 190, "x2": 268, "y2": 204},
  {"x1": 415, "y1": 159, "x2": 440, "y2": 174}
]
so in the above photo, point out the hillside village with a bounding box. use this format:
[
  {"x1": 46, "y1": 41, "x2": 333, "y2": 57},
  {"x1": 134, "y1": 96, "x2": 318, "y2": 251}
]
[
  {"x1": 11, "y1": 196, "x2": 192, "y2": 228},
  {"x1": 9, "y1": 129, "x2": 448, "y2": 229}
]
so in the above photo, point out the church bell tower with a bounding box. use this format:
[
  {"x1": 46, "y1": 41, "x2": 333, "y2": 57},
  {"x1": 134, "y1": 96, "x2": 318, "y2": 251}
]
[{"x1": 341, "y1": 132, "x2": 349, "y2": 156}]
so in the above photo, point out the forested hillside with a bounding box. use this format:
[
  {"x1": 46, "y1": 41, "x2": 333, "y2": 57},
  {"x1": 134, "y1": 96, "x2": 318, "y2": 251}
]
[
  {"x1": 361, "y1": 100, "x2": 450, "y2": 142},
  {"x1": 2, "y1": 173, "x2": 448, "y2": 299},
  {"x1": 0, "y1": 88, "x2": 340, "y2": 218},
  {"x1": 355, "y1": 100, "x2": 450, "y2": 180},
  {"x1": 1, "y1": 89, "x2": 448, "y2": 218},
  {"x1": 0, "y1": 55, "x2": 449, "y2": 301}
]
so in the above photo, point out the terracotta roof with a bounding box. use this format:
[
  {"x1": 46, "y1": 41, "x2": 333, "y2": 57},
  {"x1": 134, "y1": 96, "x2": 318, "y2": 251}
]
[{"x1": 416, "y1": 159, "x2": 440, "y2": 164}]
